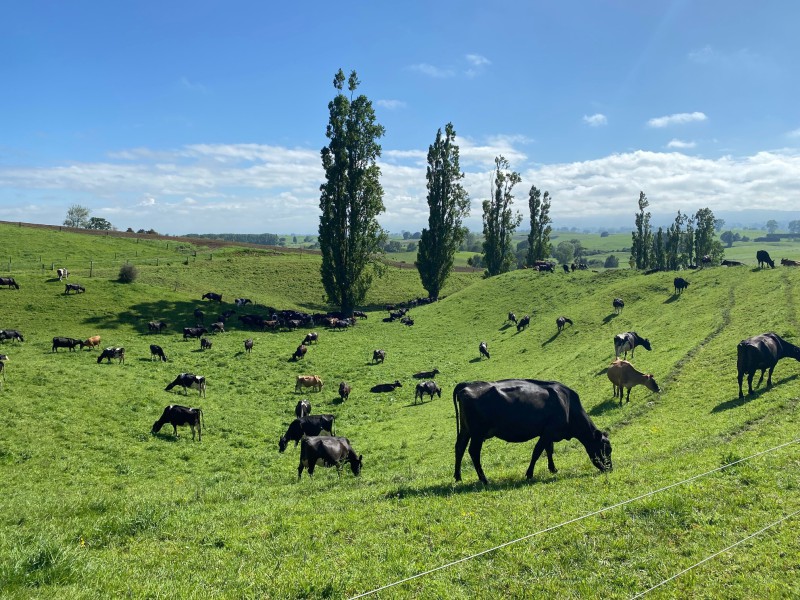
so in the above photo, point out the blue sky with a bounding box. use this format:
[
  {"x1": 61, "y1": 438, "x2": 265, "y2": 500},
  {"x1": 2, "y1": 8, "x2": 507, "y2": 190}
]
[{"x1": 2, "y1": 1, "x2": 799, "y2": 234}]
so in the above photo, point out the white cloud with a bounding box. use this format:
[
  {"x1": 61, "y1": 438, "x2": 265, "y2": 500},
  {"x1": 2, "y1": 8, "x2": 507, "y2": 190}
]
[
  {"x1": 376, "y1": 99, "x2": 407, "y2": 110},
  {"x1": 647, "y1": 112, "x2": 707, "y2": 128},
  {"x1": 407, "y1": 63, "x2": 455, "y2": 78},
  {"x1": 583, "y1": 114, "x2": 608, "y2": 127},
  {"x1": 787, "y1": 128, "x2": 800, "y2": 139},
  {"x1": 666, "y1": 139, "x2": 696, "y2": 149},
  {"x1": 465, "y1": 54, "x2": 491, "y2": 67}
]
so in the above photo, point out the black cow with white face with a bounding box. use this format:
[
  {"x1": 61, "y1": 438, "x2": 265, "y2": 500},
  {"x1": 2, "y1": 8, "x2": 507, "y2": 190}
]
[{"x1": 298, "y1": 436, "x2": 362, "y2": 479}]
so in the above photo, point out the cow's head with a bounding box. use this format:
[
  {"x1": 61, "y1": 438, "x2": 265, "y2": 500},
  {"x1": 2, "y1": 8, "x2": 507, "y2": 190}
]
[
  {"x1": 640, "y1": 337, "x2": 652, "y2": 351},
  {"x1": 588, "y1": 430, "x2": 613, "y2": 472},
  {"x1": 644, "y1": 375, "x2": 661, "y2": 394},
  {"x1": 350, "y1": 454, "x2": 363, "y2": 476},
  {"x1": 152, "y1": 421, "x2": 164, "y2": 434},
  {"x1": 278, "y1": 436, "x2": 288, "y2": 453}
]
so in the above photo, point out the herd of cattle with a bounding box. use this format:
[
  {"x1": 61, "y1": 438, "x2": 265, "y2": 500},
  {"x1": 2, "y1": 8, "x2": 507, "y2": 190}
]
[{"x1": 2, "y1": 249, "x2": 800, "y2": 483}]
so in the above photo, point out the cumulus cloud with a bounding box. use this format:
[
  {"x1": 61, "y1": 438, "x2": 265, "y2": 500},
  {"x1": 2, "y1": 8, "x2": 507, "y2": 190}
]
[
  {"x1": 583, "y1": 114, "x2": 608, "y2": 127},
  {"x1": 787, "y1": 128, "x2": 800, "y2": 139},
  {"x1": 465, "y1": 54, "x2": 490, "y2": 67},
  {"x1": 407, "y1": 63, "x2": 455, "y2": 78},
  {"x1": 667, "y1": 139, "x2": 696, "y2": 149},
  {"x1": 647, "y1": 112, "x2": 707, "y2": 128},
  {"x1": 376, "y1": 99, "x2": 407, "y2": 110}
]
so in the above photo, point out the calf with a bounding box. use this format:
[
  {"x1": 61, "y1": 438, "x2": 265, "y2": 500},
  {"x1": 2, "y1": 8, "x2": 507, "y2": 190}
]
[
  {"x1": 165, "y1": 373, "x2": 207, "y2": 397},
  {"x1": 148, "y1": 320, "x2": 167, "y2": 333},
  {"x1": 295, "y1": 399, "x2": 312, "y2": 419},
  {"x1": 298, "y1": 436, "x2": 362, "y2": 479},
  {"x1": 673, "y1": 277, "x2": 690, "y2": 294},
  {"x1": 97, "y1": 347, "x2": 125, "y2": 364},
  {"x1": 607, "y1": 359, "x2": 660, "y2": 405},
  {"x1": 372, "y1": 349, "x2": 386, "y2": 364},
  {"x1": 200, "y1": 338, "x2": 212, "y2": 350},
  {"x1": 479, "y1": 341, "x2": 490, "y2": 360},
  {"x1": 0, "y1": 329, "x2": 24, "y2": 343},
  {"x1": 413, "y1": 368, "x2": 440, "y2": 379},
  {"x1": 414, "y1": 380, "x2": 442, "y2": 404},
  {"x1": 278, "y1": 414, "x2": 336, "y2": 452},
  {"x1": 150, "y1": 344, "x2": 167, "y2": 362},
  {"x1": 556, "y1": 316, "x2": 573, "y2": 332},
  {"x1": 370, "y1": 380, "x2": 402, "y2": 393},
  {"x1": 516, "y1": 315, "x2": 530, "y2": 332},
  {"x1": 202, "y1": 292, "x2": 223, "y2": 302},
  {"x1": 291, "y1": 344, "x2": 307, "y2": 361},
  {"x1": 303, "y1": 332, "x2": 319, "y2": 345},
  {"x1": 183, "y1": 326, "x2": 208, "y2": 340},
  {"x1": 83, "y1": 335, "x2": 101, "y2": 350},
  {"x1": 52, "y1": 337, "x2": 83, "y2": 352},
  {"x1": 781, "y1": 258, "x2": 800, "y2": 267},
  {"x1": 721, "y1": 259, "x2": 745, "y2": 267},
  {"x1": 244, "y1": 339, "x2": 254, "y2": 354},
  {"x1": 338, "y1": 381, "x2": 351, "y2": 402},
  {"x1": 151, "y1": 405, "x2": 203, "y2": 441},
  {"x1": 295, "y1": 375, "x2": 323, "y2": 393},
  {"x1": 64, "y1": 283, "x2": 85, "y2": 294}
]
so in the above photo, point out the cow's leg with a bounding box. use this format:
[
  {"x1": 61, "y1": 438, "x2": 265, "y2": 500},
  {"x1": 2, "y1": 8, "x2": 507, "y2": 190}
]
[
  {"x1": 467, "y1": 437, "x2": 487, "y2": 484},
  {"x1": 625, "y1": 387, "x2": 631, "y2": 403},
  {"x1": 747, "y1": 371, "x2": 756, "y2": 394},
  {"x1": 172, "y1": 424, "x2": 178, "y2": 437},
  {"x1": 738, "y1": 370, "x2": 745, "y2": 398},
  {"x1": 544, "y1": 440, "x2": 558, "y2": 473},
  {"x1": 526, "y1": 438, "x2": 548, "y2": 478},
  {"x1": 767, "y1": 366, "x2": 775, "y2": 388},
  {"x1": 297, "y1": 462, "x2": 305, "y2": 480},
  {"x1": 756, "y1": 368, "x2": 766, "y2": 389},
  {"x1": 454, "y1": 430, "x2": 470, "y2": 482}
]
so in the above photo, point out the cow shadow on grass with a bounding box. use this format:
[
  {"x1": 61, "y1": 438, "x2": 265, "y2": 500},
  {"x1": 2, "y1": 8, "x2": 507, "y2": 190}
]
[
  {"x1": 499, "y1": 323, "x2": 514, "y2": 331},
  {"x1": 664, "y1": 295, "x2": 681, "y2": 304},
  {"x1": 541, "y1": 332, "x2": 560, "y2": 347},
  {"x1": 602, "y1": 313, "x2": 619, "y2": 325},
  {"x1": 468, "y1": 357, "x2": 483, "y2": 364},
  {"x1": 389, "y1": 470, "x2": 589, "y2": 499},
  {"x1": 150, "y1": 433, "x2": 180, "y2": 443},
  {"x1": 588, "y1": 398, "x2": 620, "y2": 416},
  {"x1": 711, "y1": 374, "x2": 799, "y2": 413}
]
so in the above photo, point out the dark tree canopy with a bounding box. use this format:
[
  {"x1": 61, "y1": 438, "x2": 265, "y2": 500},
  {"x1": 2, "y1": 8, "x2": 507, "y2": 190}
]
[
  {"x1": 416, "y1": 123, "x2": 470, "y2": 299},
  {"x1": 318, "y1": 69, "x2": 386, "y2": 316},
  {"x1": 482, "y1": 156, "x2": 522, "y2": 277},
  {"x1": 86, "y1": 217, "x2": 113, "y2": 230},
  {"x1": 526, "y1": 185, "x2": 552, "y2": 266}
]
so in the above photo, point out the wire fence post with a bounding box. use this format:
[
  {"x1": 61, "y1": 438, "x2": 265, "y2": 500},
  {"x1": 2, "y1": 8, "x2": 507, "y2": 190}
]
[{"x1": 90, "y1": 260, "x2": 93, "y2": 278}]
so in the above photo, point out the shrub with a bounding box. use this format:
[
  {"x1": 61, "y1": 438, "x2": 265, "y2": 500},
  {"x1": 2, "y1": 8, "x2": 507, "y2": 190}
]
[
  {"x1": 604, "y1": 255, "x2": 620, "y2": 268},
  {"x1": 118, "y1": 264, "x2": 138, "y2": 283}
]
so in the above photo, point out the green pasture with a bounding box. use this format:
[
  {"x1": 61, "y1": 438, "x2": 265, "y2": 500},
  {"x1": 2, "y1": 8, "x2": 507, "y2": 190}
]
[{"x1": 1, "y1": 224, "x2": 799, "y2": 598}]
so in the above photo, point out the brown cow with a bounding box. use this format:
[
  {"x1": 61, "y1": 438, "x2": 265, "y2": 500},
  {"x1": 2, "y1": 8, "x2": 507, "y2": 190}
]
[
  {"x1": 295, "y1": 375, "x2": 323, "y2": 393},
  {"x1": 83, "y1": 335, "x2": 101, "y2": 350},
  {"x1": 607, "y1": 359, "x2": 660, "y2": 405},
  {"x1": 338, "y1": 381, "x2": 351, "y2": 402}
]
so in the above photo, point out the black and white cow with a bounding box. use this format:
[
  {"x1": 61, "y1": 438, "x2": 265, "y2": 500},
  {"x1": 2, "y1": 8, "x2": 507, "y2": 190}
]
[
  {"x1": 414, "y1": 380, "x2": 442, "y2": 404},
  {"x1": 148, "y1": 320, "x2": 168, "y2": 333},
  {"x1": 97, "y1": 347, "x2": 125, "y2": 364},
  {"x1": 234, "y1": 298, "x2": 252, "y2": 307},
  {"x1": 295, "y1": 399, "x2": 312, "y2": 419},
  {"x1": 614, "y1": 331, "x2": 652, "y2": 360},
  {"x1": 0, "y1": 277, "x2": 20, "y2": 289},
  {"x1": 479, "y1": 342, "x2": 490, "y2": 360},
  {"x1": 0, "y1": 329, "x2": 24, "y2": 342},
  {"x1": 278, "y1": 414, "x2": 336, "y2": 452},
  {"x1": 200, "y1": 338, "x2": 212, "y2": 350},
  {"x1": 613, "y1": 298, "x2": 624, "y2": 314},
  {"x1": 165, "y1": 373, "x2": 207, "y2": 397},
  {"x1": 244, "y1": 339, "x2": 254, "y2": 354},
  {"x1": 57, "y1": 268, "x2": 69, "y2": 281},
  {"x1": 372, "y1": 349, "x2": 386, "y2": 364},
  {"x1": 64, "y1": 283, "x2": 85, "y2": 294},
  {"x1": 150, "y1": 344, "x2": 167, "y2": 362},
  {"x1": 151, "y1": 405, "x2": 203, "y2": 441},
  {"x1": 297, "y1": 436, "x2": 362, "y2": 479},
  {"x1": 202, "y1": 292, "x2": 223, "y2": 302}
]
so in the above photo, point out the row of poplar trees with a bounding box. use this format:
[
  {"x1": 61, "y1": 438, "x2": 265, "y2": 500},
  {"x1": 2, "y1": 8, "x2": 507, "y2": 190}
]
[
  {"x1": 318, "y1": 69, "x2": 553, "y2": 316},
  {"x1": 630, "y1": 191, "x2": 724, "y2": 271}
]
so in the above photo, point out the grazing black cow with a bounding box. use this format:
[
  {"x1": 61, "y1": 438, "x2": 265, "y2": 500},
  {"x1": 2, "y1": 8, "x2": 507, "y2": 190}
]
[
  {"x1": 97, "y1": 347, "x2": 125, "y2": 364},
  {"x1": 556, "y1": 316, "x2": 573, "y2": 332},
  {"x1": 193, "y1": 308, "x2": 205, "y2": 324},
  {"x1": 200, "y1": 338, "x2": 212, "y2": 350},
  {"x1": 239, "y1": 314, "x2": 266, "y2": 329},
  {"x1": 721, "y1": 259, "x2": 745, "y2": 267},
  {"x1": 165, "y1": 373, "x2": 207, "y2": 397},
  {"x1": 202, "y1": 292, "x2": 222, "y2": 302},
  {"x1": 737, "y1": 333, "x2": 800, "y2": 398},
  {"x1": 453, "y1": 379, "x2": 613, "y2": 484},
  {"x1": 148, "y1": 320, "x2": 167, "y2": 333},
  {"x1": 370, "y1": 381, "x2": 402, "y2": 393},
  {"x1": 292, "y1": 344, "x2": 307, "y2": 361},
  {"x1": 673, "y1": 277, "x2": 690, "y2": 294},
  {"x1": 298, "y1": 436, "x2": 362, "y2": 479},
  {"x1": 234, "y1": 298, "x2": 252, "y2": 307},
  {"x1": 303, "y1": 332, "x2": 319, "y2": 345},
  {"x1": 400, "y1": 316, "x2": 414, "y2": 326},
  {"x1": 210, "y1": 322, "x2": 225, "y2": 334},
  {"x1": 57, "y1": 268, "x2": 69, "y2": 281},
  {"x1": 516, "y1": 315, "x2": 531, "y2": 332},
  {"x1": 479, "y1": 341, "x2": 490, "y2": 360},
  {"x1": 353, "y1": 310, "x2": 367, "y2": 319},
  {"x1": 756, "y1": 250, "x2": 775, "y2": 269},
  {"x1": 414, "y1": 380, "x2": 442, "y2": 404},
  {"x1": 612, "y1": 298, "x2": 624, "y2": 314},
  {"x1": 338, "y1": 381, "x2": 351, "y2": 402},
  {"x1": 52, "y1": 337, "x2": 83, "y2": 352},
  {"x1": 781, "y1": 258, "x2": 800, "y2": 267},
  {"x1": 278, "y1": 414, "x2": 336, "y2": 452},
  {"x1": 183, "y1": 326, "x2": 208, "y2": 340},
  {"x1": 64, "y1": 283, "x2": 85, "y2": 294},
  {"x1": 372, "y1": 349, "x2": 386, "y2": 364},
  {"x1": 507, "y1": 312, "x2": 517, "y2": 324},
  {"x1": 244, "y1": 339, "x2": 254, "y2": 354},
  {"x1": 562, "y1": 264, "x2": 570, "y2": 273},
  {"x1": 150, "y1": 344, "x2": 167, "y2": 362},
  {"x1": 0, "y1": 277, "x2": 20, "y2": 289},
  {"x1": 614, "y1": 331, "x2": 652, "y2": 359},
  {"x1": 295, "y1": 399, "x2": 312, "y2": 419},
  {"x1": 0, "y1": 329, "x2": 24, "y2": 342},
  {"x1": 413, "y1": 368, "x2": 440, "y2": 379},
  {"x1": 152, "y1": 405, "x2": 203, "y2": 441}
]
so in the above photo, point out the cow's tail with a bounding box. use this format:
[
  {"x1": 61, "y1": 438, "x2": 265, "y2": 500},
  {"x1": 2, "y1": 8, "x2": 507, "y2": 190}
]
[
  {"x1": 198, "y1": 408, "x2": 204, "y2": 430},
  {"x1": 332, "y1": 416, "x2": 336, "y2": 436},
  {"x1": 453, "y1": 383, "x2": 468, "y2": 437}
]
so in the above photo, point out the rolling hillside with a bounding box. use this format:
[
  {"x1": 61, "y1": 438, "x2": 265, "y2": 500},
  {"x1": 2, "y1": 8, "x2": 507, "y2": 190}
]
[{"x1": 1, "y1": 224, "x2": 799, "y2": 598}]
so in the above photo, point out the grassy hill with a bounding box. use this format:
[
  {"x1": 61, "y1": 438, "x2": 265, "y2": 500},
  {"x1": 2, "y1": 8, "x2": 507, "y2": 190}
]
[{"x1": 1, "y1": 223, "x2": 799, "y2": 598}]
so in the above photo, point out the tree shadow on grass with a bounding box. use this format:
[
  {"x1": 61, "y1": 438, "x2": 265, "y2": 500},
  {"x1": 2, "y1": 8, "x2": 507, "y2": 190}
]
[{"x1": 711, "y1": 374, "x2": 799, "y2": 413}]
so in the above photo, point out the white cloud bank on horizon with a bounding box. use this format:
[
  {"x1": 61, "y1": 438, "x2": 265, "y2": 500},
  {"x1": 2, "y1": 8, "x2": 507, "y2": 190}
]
[{"x1": 1, "y1": 141, "x2": 799, "y2": 234}]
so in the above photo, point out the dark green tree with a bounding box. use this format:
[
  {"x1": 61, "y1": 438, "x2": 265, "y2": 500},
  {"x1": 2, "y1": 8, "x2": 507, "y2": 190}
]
[
  {"x1": 416, "y1": 123, "x2": 470, "y2": 299},
  {"x1": 482, "y1": 156, "x2": 522, "y2": 277},
  {"x1": 630, "y1": 191, "x2": 653, "y2": 269},
  {"x1": 318, "y1": 69, "x2": 386, "y2": 316},
  {"x1": 693, "y1": 207, "x2": 723, "y2": 262},
  {"x1": 86, "y1": 217, "x2": 113, "y2": 230},
  {"x1": 720, "y1": 230, "x2": 740, "y2": 247},
  {"x1": 526, "y1": 185, "x2": 552, "y2": 266},
  {"x1": 766, "y1": 219, "x2": 779, "y2": 234},
  {"x1": 652, "y1": 227, "x2": 666, "y2": 269},
  {"x1": 665, "y1": 211, "x2": 685, "y2": 270}
]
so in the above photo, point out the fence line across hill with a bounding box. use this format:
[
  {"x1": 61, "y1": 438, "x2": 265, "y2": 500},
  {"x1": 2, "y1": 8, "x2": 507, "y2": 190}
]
[{"x1": 348, "y1": 437, "x2": 800, "y2": 599}]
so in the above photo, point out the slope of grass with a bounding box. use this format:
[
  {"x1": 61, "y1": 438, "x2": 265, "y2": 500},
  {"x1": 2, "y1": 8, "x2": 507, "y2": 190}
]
[{"x1": 1, "y1": 226, "x2": 799, "y2": 598}]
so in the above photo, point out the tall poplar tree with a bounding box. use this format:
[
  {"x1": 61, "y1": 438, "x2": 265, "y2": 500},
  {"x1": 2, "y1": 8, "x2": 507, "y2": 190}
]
[
  {"x1": 526, "y1": 185, "x2": 552, "y2": 266},
  {"x1": 482, "y1": 156, "x2": 522, "y2": 277},
  {"x1": 416, "y1": 123, "x2": 470, "y2": 299},
  {"x1": 630, "y1": 191, "x2": 653, "y2": 270},
  {"x1": 319, "y1": 69, "x2": 386, "y2": 316}
]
